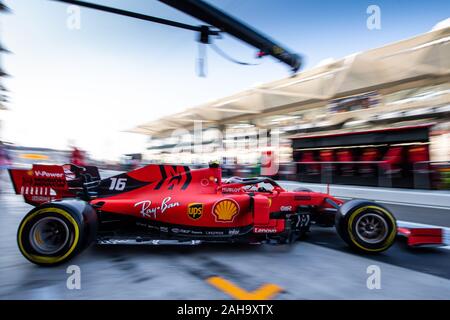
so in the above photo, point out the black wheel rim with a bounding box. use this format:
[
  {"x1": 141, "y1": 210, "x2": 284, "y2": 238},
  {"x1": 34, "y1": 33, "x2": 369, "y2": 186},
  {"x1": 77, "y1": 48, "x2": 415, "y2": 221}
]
[
  {"x1": 29, "y1": 217, "x2": 70, "y2": 255},
  {"x1": 355, "y1": 212, "x2": 388, "y2": 244}
]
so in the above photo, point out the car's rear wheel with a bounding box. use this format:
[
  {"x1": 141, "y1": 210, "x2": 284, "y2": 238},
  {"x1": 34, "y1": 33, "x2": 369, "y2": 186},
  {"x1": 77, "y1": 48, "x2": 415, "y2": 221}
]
[
  {"x1": 336, "y1": 200, "x2": 396, "y2": 253},
  {"x1": 17, "y1": 201, "x2": 97, "y2": 266},
  {"x1": 29, "y1": 216, "x2": 72, "y2": 255}
]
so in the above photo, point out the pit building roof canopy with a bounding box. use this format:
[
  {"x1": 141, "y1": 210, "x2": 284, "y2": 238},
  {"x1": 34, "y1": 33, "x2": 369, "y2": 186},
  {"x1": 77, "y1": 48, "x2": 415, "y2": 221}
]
[{"x1": 131, "y1": 25, "x2": 450, "y2": 137}]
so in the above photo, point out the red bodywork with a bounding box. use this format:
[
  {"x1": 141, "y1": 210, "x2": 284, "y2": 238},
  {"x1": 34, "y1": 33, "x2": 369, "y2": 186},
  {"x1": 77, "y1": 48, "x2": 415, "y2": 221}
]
[
  {"x1": 397, "y1": 227, "x2": 444, "y2": 247},
  {"x1": 9, "y1": 164, "x2": 340, "y2": 236},
  {"x1": 9, "y1": 164, "x2": 445, "y2": 245},
  {"x1": 9, "y1": 165, "x2": 72, "y2": 205}
]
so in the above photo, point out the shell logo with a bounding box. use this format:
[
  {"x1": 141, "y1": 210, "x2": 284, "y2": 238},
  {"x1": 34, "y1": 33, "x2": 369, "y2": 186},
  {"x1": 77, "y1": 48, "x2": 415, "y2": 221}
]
[{"x1": 212, "y1": 199, "x2": 240, "y2": 222}]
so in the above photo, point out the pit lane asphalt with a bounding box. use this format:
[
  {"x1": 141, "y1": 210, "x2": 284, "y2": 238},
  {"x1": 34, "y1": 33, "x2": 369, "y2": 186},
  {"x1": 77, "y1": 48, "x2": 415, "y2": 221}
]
[{"x1": 0, "y1": 175, "x2": 449, "y2": 300}]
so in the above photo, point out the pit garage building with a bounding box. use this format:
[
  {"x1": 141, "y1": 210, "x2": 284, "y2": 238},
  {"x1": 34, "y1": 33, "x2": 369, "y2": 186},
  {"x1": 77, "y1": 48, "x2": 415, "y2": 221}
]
[{"x1": 132, "y1": 23, "x2": 450, "y2": 188}]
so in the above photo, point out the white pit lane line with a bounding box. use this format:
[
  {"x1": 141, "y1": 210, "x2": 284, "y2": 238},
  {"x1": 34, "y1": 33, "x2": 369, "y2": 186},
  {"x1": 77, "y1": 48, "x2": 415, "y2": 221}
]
[
  {"x1": 279, "y1": 181, "x2": 450, "y2": 210},
  {"x1": 343, "y1": 198, "x2": 450, "y2": 210},
  {"x1": 279, "y1": 181, "x2": 450, "y2": 248},
  {"x1": 397, "y1": 220, "x2": 450, "y2": 249}
]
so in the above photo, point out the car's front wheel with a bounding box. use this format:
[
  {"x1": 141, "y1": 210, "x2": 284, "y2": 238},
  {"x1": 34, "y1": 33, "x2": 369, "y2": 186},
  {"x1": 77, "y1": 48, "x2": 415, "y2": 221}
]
[{"x1": 335, "y1": 200, "x2": 396, "y2": 253}]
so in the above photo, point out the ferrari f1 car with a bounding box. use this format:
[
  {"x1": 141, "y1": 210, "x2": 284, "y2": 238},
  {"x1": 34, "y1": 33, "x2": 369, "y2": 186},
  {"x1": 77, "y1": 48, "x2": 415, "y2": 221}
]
[{"x1": 8, "y1": 162, "x2": 441, "y2": 266}]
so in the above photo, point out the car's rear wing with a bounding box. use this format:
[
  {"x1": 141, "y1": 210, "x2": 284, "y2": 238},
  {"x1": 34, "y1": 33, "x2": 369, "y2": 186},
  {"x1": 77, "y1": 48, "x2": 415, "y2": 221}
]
[{"x1": 8, "y1": 164, "x2": 100, "y2": 206}]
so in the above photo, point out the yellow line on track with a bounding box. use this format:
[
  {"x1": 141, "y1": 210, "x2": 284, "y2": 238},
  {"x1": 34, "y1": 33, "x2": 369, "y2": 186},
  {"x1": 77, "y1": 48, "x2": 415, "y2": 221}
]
[{"x1": 206, "y1": 276, "x2": 283, "y2": 300}]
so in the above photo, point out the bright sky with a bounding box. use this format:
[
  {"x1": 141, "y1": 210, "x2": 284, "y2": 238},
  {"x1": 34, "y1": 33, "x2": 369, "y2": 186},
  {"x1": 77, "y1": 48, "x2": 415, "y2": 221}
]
[{"x1": 1, "y1": 0, "x2": 449, "y2": 161}]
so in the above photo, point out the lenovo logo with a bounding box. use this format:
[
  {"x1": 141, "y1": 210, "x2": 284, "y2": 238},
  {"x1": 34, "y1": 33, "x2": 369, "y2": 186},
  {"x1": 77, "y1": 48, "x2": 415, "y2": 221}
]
[{"x1": 254, "y1": 227, "x2": 277, "y2": 233}]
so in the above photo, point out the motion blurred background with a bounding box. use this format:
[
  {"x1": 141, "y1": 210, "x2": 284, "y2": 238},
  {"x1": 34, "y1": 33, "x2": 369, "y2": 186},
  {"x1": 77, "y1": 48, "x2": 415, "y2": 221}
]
[
  {"x1": 0, "y1": 0, "x2": 449, "y2": 191},
  {"x1": 0, "y1": 0, "x2": 450, "y2": 301}
]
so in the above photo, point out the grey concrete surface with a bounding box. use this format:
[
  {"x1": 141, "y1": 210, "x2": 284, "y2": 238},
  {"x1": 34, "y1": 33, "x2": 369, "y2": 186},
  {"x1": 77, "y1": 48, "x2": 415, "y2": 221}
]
[
  {"x1": 1, "y1": 172, "x2": 449, "y2": 300},
  {"x1": 380, "y1": 204, "x2": 450, "y2": 228}
]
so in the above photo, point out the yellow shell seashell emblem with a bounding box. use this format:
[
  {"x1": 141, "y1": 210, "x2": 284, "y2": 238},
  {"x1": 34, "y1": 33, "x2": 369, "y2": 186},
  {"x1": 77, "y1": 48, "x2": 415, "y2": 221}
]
[{"x1": 213, "y1": 199, "x2": 239, "y2": 222}]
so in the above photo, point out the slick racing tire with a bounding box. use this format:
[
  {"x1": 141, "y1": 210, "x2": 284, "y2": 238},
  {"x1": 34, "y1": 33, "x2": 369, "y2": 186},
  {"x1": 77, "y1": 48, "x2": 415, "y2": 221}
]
[
  {"x1": 335, "y1": 200, "x2": 396, "y2": 253},
  {"x1": 17, "y1": 200, "x2": 97, "y2": 266}
]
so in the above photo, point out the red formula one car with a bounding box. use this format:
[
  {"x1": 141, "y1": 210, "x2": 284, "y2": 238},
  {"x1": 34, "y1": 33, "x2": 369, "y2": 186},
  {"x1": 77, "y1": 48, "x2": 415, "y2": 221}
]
[{"x1": 8, "y1": 162, "x2": 437, "y2": 266}]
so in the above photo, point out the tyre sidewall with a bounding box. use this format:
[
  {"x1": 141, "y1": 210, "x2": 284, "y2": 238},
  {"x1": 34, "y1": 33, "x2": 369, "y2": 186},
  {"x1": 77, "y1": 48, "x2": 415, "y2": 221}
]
[
  {"x1": 17, "y1": 205, "x2": 84, "y2": 266},
  {"x1": 336, "y1": 201, "x2": 396, "y2": 253}
]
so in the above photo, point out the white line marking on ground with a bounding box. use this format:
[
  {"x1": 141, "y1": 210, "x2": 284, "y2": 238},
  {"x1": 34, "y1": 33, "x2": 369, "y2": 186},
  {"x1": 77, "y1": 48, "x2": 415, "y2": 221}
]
[
  {"x1": 370, "y1": 200, "x2": 450, "y2": 211},
  {"x1": 280, "y1": 181, "x2": 450, "y2": 210},
  {"x1": 281, "y1": 181, "x2": 450, "y2": 197}
]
